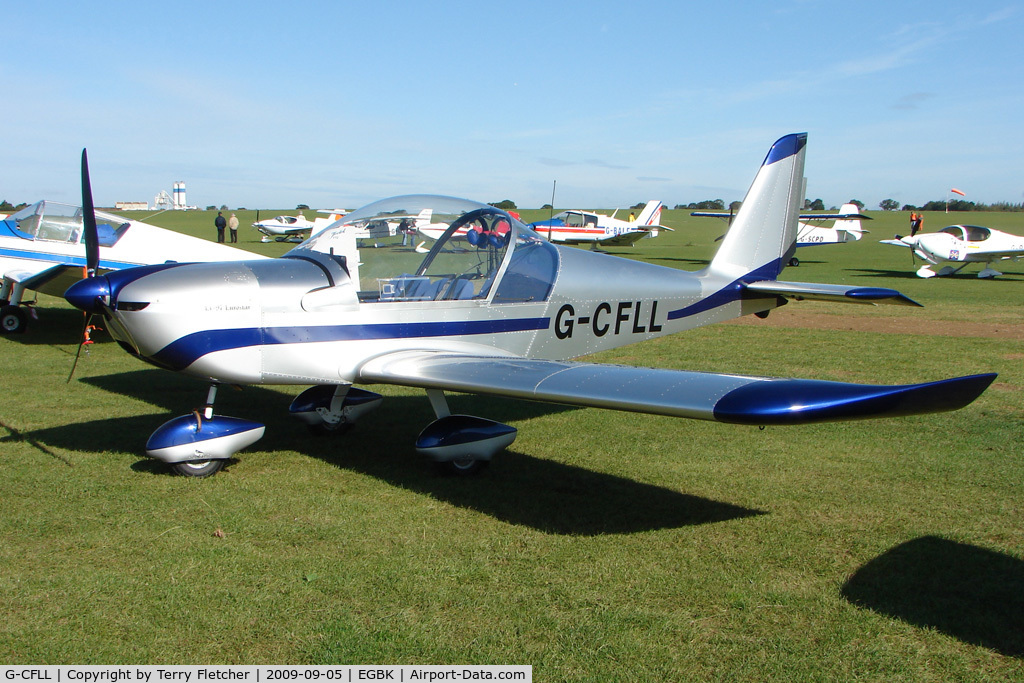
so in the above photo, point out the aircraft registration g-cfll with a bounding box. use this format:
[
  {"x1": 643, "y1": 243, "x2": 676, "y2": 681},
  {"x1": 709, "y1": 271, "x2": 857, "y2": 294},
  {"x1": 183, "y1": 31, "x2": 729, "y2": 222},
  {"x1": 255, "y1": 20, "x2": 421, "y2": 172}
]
[
  {"x1": 529, "y1": 200, "x2": 671, "y2": 249},
  {"x1": 880, "y1": 225, "x2": 1024, "y2": 278},
  {"x1": 65, "y1": 134, "x2": 996, "y2": 478},
  {"x1": 693, "y1": 203, "x2": 870, "y2": 266},
  {"x1": 0, "y1": 200, "x2": 264, "y2": 334}
]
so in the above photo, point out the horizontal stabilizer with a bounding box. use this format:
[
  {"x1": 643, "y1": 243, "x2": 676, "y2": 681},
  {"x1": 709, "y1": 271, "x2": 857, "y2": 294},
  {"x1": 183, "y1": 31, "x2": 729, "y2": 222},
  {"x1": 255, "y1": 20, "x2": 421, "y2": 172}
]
[
  {"x1": 693, "y1": 211, "x2": 871, "y2": 221},
  {"x1": 799, "y1": 212, "x2": 872, "y2": 221},
  {"x1": 357, "y1": 351, "x2": 994, "y2": 426},
  {"x1": 713, "y1": 373, "x2": 996, "y2": 425},
  {"x1": 744, "y1": 280, "x2": 921, "y2": 306}
]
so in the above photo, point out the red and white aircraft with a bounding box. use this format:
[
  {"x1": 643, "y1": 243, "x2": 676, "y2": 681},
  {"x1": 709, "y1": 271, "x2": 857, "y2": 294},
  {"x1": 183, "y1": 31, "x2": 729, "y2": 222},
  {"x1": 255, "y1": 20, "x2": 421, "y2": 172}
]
[{"x1": 530, "y1": 200, "x2": 670, "y2": 249}]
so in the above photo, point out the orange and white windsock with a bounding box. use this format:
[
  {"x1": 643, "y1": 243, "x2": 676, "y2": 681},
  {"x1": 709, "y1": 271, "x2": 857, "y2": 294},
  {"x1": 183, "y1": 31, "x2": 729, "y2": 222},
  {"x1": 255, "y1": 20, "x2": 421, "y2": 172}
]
[{"x1": 951, "y1": 188, "x2": 966, "y2": 196}]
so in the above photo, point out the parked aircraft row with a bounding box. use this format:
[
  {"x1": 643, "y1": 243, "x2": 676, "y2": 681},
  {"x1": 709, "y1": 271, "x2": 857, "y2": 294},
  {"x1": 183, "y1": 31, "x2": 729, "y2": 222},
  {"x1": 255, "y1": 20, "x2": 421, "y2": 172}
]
[{"x1": 60, "y1": 135, "x2": 995, "y2": 479}]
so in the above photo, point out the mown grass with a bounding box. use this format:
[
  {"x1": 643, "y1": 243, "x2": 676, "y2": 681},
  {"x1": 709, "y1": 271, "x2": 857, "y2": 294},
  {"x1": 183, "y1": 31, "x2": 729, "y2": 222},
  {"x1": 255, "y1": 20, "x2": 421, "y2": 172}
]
[{"x1": 0, "y1": 206, "x2": 1021, "y2": 679}]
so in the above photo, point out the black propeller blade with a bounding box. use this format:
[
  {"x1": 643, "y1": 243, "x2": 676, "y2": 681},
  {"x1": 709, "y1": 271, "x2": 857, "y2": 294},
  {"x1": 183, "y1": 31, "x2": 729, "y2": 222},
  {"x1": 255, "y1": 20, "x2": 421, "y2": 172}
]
[
  {"x1": 81, "y1": 149, "x2": 99, "y2": 277},
  {"x1": 68, "y1": 148, "x2": 101, "y2": 382}
]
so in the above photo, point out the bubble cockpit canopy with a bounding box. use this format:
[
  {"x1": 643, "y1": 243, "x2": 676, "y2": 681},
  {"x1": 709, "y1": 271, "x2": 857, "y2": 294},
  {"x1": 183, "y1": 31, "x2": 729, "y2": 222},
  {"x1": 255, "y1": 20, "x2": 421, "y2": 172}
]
[{"x1": 288, "y1": 195, "x2": 559, "y2": 304}]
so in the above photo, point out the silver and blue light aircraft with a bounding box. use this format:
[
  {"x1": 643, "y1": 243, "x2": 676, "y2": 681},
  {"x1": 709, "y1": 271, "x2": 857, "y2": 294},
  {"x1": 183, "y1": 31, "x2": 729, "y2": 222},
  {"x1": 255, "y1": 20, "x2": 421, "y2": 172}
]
[{"x1": 65, "y1": 134, "x2": 995, "y2": 478}]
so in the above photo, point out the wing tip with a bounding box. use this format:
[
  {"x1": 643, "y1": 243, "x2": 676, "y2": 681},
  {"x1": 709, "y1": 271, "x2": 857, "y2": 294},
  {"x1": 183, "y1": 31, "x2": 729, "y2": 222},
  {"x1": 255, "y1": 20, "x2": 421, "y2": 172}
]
[
  {"x1": 713, "y1": 373, "x2": 997, "y2": 425},
  {"x1": 844, "y1": 287, "x2": 922, "y2": 307}
]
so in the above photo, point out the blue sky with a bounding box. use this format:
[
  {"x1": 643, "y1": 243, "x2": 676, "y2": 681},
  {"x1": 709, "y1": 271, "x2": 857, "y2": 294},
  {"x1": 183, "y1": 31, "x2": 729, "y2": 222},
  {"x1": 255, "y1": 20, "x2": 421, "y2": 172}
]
[{"x1": 4, "y1": 1, "x2": 1022, "y2": 211}]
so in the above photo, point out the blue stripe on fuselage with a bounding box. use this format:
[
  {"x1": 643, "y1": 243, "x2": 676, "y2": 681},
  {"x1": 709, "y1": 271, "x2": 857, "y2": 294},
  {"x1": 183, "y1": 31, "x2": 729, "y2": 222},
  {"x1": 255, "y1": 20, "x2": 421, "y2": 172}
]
[
  {"x1": 0, "y1": 245, "x2": 137, "y2": 271},
  {"x1": 666, "y1": 261, "x2": 783, "y2": 321},
  {"x1": 152, "y1": 316, "x2": 552, "y2": 371}
]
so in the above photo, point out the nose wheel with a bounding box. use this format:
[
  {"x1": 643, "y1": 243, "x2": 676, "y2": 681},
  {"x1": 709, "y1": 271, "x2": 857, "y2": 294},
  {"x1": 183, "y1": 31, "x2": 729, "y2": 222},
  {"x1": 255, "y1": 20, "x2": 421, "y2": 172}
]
[
  {"x1": 171, "y1": 459, "x2": 225, "y2": 478},
  {"x1": 146, "y1": 384, "x2": 265, "y2": 478}
]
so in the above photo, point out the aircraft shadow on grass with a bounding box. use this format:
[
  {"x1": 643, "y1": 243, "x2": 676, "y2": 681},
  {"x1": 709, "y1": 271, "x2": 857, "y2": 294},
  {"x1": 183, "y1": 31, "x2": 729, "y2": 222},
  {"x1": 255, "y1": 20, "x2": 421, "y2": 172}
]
[
  {"x1": 20, "y1": 369, "x2": 764, "y2": 536},
  {"x1": 2, "y1": 306, "x2": 111, "y2": 347},
  {"x1": 841, "y1": 535, "x2": 1024, "y2": 658}
]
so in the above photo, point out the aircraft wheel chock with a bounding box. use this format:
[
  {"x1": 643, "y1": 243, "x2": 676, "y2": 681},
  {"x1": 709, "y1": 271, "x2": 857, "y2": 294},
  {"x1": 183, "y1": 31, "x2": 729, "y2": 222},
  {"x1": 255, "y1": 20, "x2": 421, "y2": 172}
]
[
  {"x1": 171, "y1": 459, "x2": 226, "y2": 478},
  {"x1": 0, "y1": 305, "x2": 28, "y2": 334}
]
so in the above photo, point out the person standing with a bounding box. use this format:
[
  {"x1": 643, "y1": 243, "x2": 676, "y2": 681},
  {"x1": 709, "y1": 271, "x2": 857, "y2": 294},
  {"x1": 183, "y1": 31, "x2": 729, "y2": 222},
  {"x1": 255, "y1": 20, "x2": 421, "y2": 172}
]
[
  {"x1": 228, "y1": 212, "x2": 239, "y2": 243},
  {"x1": 215, "y1": 211, "x2": 226, "y2": 243}
]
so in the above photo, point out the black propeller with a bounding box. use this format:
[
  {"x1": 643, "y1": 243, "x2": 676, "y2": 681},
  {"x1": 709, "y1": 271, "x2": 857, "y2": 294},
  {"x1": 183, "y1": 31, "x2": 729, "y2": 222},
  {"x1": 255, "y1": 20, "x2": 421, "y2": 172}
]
[
  {"x1": 67, "y1": 149, "x2": 101, "y2": 382},
  {"x1": 80, "y1": 149, "x2": 99, "y2": 278}
]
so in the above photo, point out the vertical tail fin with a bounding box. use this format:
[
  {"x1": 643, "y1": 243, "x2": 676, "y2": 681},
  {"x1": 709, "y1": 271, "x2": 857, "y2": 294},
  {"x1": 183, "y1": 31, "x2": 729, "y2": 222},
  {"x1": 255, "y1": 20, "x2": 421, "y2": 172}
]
[
  {"x1": 709, "y1": 134, "x2": 807, "y2": 280},
  {"x1": 415, "y1": 208, "x2": 434, "y2": 226},
  {"x1": 834, "y1": 203, "x2": 865, "y2": 242},
  {"x1": 636, "y1": 200, "x2": 664, "y2": 226}
]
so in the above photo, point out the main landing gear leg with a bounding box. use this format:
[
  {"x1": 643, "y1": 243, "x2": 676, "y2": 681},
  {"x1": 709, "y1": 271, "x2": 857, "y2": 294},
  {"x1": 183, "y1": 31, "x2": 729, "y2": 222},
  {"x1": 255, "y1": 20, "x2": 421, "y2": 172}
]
[
  {"x1": 0, "y1": 278, "x2": 30, "y2": 334},
  {"x1": 145, "y1": 382, "x2": 266, "y2": 478},
  {"x1": 415, "y1": 389, "x2": 517, "y2": 476},
  {"x1": 289, "y1": 384, "x2": 383, "y2": 435}
]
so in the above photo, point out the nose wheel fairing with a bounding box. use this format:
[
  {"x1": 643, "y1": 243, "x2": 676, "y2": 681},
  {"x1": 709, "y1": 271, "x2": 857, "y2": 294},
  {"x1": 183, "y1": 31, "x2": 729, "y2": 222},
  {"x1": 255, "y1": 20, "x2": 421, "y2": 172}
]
[{"x1": 145, "y1": 413, "x2": 265, "y2": 464}]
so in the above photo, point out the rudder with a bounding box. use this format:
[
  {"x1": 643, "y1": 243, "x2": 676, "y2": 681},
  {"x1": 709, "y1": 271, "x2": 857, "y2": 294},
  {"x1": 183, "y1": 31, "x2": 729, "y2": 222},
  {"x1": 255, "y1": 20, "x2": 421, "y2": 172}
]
[{"x1": 709, "y1": 133, "x2": 807, "y2": 280}]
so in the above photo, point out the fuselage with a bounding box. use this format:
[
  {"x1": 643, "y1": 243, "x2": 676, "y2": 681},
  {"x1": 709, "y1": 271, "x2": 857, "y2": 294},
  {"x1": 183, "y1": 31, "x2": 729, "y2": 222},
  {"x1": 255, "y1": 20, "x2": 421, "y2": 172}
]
[
  {"x1": 68, "y1": 198, "x2": 777, "y2": 387},
  {"x1": 907, "y1": 225, "x2": 1024, "y2": 264}
]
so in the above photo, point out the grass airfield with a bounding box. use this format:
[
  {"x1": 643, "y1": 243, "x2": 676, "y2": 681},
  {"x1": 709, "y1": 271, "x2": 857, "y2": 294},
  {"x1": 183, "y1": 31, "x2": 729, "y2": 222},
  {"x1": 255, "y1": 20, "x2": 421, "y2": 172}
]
[{"x1": 1, "y1": 207, "x2": 1022, "y2": 679}]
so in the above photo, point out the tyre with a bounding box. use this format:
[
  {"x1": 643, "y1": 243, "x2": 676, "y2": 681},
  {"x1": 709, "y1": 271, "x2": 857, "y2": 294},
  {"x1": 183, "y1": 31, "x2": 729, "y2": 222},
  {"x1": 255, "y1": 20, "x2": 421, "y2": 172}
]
[
  {"x1": 171, "y1": 459, "x2": 225, "y2": 478},
  {"x1": 0, "y1": 305, "x2": 27, "y2": 334},
  {"x1": 436, "y1": 457, "x2": 489, "y2": 476}
]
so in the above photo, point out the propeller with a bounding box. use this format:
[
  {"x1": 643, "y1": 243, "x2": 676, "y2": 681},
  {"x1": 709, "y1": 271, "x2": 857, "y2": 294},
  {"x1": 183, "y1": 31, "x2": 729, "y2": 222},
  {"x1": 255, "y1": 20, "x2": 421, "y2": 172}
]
[
  {"x1": 67, "y1": 149, "x2": 101, "y2": 382},
  {"x1": 80, "y1": 150, "x2": 99, "y2": 278}
]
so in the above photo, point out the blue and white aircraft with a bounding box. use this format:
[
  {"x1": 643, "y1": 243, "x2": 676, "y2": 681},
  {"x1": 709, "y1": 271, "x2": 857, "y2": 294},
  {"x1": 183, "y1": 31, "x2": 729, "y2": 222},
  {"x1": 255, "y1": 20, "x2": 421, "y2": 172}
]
[
  {"x1": 65, "y1": 135, "x2": 995, "y2": 478},
  {"x1": 253, "y1": 210, "x2": 349, "y2": 243},
  {"x1": 0, "y1": 200, "x2": 262, "y2": 333}
]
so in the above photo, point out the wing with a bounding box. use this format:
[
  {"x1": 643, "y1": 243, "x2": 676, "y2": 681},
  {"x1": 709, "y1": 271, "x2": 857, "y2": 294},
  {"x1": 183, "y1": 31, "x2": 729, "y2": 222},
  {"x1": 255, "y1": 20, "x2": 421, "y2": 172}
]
[
  {"x1": 357, "y1": 351, "x2": 994, "y2": 425},
  {"x1": 595, "y1": 230, "x2": 650, "y2": 247},
  {"x1": 2, "y1": 263, "x2": 88, "y2": 298}
]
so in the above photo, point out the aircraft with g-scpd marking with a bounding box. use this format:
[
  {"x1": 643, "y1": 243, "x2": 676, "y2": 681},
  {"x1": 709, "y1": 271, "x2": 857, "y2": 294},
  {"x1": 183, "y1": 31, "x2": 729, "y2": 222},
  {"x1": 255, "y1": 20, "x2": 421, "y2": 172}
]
[{"x1": 65, "y1": 134, "x2": 995, "y2": 478}]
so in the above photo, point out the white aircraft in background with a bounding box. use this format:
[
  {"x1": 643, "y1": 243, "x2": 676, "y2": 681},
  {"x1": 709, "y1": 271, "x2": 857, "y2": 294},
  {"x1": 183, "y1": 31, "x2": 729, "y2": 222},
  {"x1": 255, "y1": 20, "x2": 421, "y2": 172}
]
[
  {"x1": 693, "y1": 203, "x2": 870, "y2": 266},
  {"x1": 0, "y1": 200, "x2": 263, "y2": 334},
  {"x1": 253, "y1": 210, "x2": 348, "y2": 243},
  {"x1": 334, "y1": 208, "x2": 436, "y2": 248},
  {"x1": 881, "y1": 224, "x2": 1024, "y2": 278},
  {"x1": 64, "y1": 136, "x2": 994, "y2": 479},
  {"x1": 529, "y1": 200, "x2": 671, "y2": 249}
]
